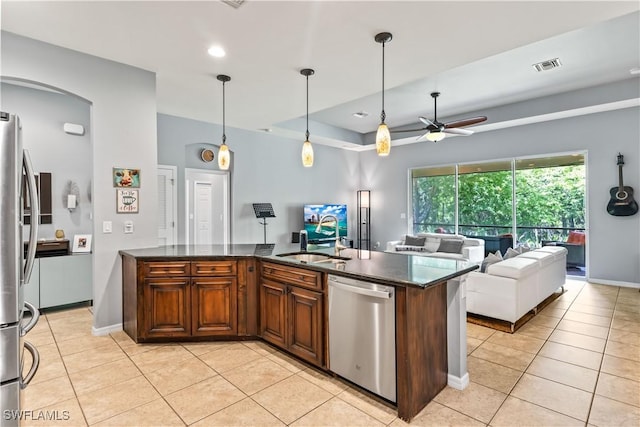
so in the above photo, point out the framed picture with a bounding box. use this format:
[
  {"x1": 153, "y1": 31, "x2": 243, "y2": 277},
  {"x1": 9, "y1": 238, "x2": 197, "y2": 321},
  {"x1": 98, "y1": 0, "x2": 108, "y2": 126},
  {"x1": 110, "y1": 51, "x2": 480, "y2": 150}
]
[
  {"x1": 72, "y1": 234, "x2": 92, "y2": 253},
  {"x1": 117, "y1": 189, "x2": 139, "y2": 213},
  {"x1": 113, "y1": 167, "x2": 140, "y2": 188}
]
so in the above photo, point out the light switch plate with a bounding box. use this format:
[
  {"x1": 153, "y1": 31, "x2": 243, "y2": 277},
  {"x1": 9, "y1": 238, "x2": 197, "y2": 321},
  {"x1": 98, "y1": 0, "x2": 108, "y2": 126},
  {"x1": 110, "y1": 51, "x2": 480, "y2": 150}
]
[
  {"x1": 124, "y1": 221, "x2": 134, "y2": 234},
  {"x1": 103, "y1": 221, "x2": 112, "y2": 233}
]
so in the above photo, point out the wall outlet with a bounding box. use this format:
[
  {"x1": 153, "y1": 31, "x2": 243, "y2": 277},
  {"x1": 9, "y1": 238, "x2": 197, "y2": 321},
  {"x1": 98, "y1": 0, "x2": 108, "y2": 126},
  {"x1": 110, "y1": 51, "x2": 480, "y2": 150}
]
[
  {"x1": 124, "y1": 221, "x2": 134, "y2": 234},
  {"x1": 102, "y1": 221, "x2": 112, "y2": 233}
]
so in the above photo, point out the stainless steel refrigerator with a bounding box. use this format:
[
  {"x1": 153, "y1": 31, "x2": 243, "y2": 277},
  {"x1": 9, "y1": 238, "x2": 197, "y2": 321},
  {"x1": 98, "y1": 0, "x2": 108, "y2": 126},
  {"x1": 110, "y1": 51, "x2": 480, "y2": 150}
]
[{"x1": 1, "y1": 112, "x2": 41, "y2": 426}]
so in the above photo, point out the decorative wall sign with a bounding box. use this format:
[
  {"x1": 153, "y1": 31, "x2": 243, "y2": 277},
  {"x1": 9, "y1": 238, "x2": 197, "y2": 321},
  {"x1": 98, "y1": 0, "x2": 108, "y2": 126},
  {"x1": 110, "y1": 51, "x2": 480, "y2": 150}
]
[
  {"x1": 116, "y1": 189, "x2": 139, "y2": 213},
  {"x1": 113, "y1": 167, "x2": 140, "y2": 188}
]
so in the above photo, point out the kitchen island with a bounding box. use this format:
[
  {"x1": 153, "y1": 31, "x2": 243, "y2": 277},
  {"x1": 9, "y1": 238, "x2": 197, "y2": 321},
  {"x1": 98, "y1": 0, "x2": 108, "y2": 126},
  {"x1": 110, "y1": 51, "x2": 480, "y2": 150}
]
[{"x1": 120, "y1": 244, "x2": 478, "y2": 421}]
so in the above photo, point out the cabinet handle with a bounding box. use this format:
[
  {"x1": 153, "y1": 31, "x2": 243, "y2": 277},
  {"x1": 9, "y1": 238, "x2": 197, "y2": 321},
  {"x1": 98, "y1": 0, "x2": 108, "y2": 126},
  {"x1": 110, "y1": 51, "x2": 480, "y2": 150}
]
[
  {"x1": 299, "y1": 275, "x2": 305, "y2": 281},
  {"x1": 248, "y1": 266, "x2": 254, "y2": 272}
]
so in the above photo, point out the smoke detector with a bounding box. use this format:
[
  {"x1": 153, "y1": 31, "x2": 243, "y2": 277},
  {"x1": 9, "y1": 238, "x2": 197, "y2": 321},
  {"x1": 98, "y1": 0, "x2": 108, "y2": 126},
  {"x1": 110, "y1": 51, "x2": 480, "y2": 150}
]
[
  {"x1": 533, "y1": 58, "x2": 562, "y2": 72},
  {"x1": 221, "y1": 0, "x2": 245, "y2": 8}
]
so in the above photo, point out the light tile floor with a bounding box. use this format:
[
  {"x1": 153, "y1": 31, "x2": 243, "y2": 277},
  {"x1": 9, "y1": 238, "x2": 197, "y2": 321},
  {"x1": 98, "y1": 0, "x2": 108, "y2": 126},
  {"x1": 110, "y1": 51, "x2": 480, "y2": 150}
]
[{"x1": 20, "y1": 279, "x2": 640, "y2": 426}]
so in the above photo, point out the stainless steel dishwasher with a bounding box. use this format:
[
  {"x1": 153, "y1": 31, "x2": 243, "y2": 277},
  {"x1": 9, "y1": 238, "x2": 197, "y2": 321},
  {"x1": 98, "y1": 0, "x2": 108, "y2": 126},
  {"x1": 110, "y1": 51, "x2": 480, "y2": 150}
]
[{"x1": 328, "y1": 274, "x2": 396, "y2": 402}]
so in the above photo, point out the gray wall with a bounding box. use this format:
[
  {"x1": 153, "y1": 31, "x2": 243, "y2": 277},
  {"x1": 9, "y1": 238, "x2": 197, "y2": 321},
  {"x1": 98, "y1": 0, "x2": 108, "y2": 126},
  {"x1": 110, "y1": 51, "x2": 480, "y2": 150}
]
[
  {"x1": 158, "y1": 113, "x2": 360, "y2": 245},
  {"x1": 2, "y1": 31, "x2": 158, "y2": 331},
  {"x1": 1, "y1": 82, "x2": 93, "y2": 241},
  {"x1": 361, "y1": 92, "x2": 640, "y2": 285}
]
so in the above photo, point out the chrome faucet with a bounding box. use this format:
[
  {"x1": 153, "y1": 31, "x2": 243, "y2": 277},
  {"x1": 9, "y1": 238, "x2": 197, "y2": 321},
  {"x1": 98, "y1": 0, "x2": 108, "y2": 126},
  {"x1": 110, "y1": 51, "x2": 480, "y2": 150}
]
[{"x1": 315, "y1": 214, "x2": 347, "y2": 255}]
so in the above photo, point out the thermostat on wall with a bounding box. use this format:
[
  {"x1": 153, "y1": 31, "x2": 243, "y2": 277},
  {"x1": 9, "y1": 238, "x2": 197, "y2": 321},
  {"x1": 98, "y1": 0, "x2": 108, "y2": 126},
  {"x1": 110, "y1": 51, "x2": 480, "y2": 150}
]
[{"x1": 63, "y1": 122, "x2": 85, "y2": 135}]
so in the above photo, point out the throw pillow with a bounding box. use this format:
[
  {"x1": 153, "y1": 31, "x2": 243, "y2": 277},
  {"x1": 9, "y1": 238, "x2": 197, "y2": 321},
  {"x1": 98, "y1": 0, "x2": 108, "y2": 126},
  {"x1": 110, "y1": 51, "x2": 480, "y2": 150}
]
[
  {"x1": 404, "y1": 235, "x2": 426, "y2": 247},
  {"x1": 437, "y1": 239, "x2": 464, "y2": 254},
  {"x1": 481, "y1": 251, "x2": 503, "y2": 273},
  {"x1": 504, "y1": 247, "x2": 520, "y2": 259},
  {"x1": 516, "y1": 244, "x2": 531, "y2": 254},
  {"x1": 395, "y1": 245, "x2": 429, "y2": 252}
]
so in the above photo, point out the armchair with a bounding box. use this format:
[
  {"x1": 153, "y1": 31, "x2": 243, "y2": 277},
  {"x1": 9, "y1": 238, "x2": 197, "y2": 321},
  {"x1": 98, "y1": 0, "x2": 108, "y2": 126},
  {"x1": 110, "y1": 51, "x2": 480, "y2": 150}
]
[{"x1": 543, "y1": 231, "x2": 585, "y2": 268}]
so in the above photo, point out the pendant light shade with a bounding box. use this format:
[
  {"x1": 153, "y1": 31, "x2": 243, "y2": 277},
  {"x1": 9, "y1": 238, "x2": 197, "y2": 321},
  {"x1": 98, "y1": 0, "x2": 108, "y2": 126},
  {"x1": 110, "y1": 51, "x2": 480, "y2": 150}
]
[
  {"x1": 375, "y1": 32, "x2": 392, "y2": 156},
  {"x1": 217, "y1": 74, "x2": 231, "y2": 170},
  {"x1": 300, "y1": 68, "x2": 315, "y2": 167}
]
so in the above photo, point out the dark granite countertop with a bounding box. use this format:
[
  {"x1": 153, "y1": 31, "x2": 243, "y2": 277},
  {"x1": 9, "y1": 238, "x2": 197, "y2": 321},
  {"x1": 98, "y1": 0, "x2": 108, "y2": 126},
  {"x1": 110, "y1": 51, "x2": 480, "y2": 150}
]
[{"x1": 119, "y1": 244, "x2": 478, "y2": 288}]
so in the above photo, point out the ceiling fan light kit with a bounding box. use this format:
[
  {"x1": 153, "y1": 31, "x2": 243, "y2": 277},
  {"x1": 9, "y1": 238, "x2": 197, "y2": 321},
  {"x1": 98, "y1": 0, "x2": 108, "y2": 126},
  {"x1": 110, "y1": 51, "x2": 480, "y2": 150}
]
[
  {"x1": 300, "y1": 68, "x2": 315, "y2": 168},
  {"x1": 375, "y1": 32, "x2": 392, "y2": 157},
  {"x1": 217, "y1": 74, "x2": 231, "y2": 170}
]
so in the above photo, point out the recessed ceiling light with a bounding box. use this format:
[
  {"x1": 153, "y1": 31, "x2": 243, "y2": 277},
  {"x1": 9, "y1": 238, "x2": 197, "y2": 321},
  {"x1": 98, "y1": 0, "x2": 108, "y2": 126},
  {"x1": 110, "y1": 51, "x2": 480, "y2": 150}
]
[
  {"x1": 208, "y1": 46, "x2": 226, "y2": 58},
  {"x1": 630, "y1": 67, "x2": 640, "y2": 75},
  {"x1": 260, "y1": 128, "x2": 272, "y2": 133},
  {"x1": 353, "y1": 111, "x2": 369, "y2": 118}
]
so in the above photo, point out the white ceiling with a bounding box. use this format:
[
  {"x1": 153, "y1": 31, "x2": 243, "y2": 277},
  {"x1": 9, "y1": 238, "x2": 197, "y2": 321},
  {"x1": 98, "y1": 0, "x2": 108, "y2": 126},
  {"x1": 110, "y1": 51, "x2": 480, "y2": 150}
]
[{"x1": 2, "y1": 1, "x2": 639, "y2": 146}]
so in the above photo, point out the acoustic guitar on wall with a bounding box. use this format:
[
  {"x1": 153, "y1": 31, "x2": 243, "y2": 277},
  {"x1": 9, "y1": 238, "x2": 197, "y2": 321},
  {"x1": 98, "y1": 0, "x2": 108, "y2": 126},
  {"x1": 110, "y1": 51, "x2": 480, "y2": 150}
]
[{"x1": 607, "y1": 153, "x2": 638, "y2": 217}]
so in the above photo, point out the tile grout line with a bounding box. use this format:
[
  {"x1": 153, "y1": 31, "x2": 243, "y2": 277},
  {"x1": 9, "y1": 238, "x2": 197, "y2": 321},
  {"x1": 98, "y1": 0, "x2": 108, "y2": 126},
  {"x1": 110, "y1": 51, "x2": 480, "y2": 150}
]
[{"x1": 484, "y1": 281, "x2": 588, "y2": 426}]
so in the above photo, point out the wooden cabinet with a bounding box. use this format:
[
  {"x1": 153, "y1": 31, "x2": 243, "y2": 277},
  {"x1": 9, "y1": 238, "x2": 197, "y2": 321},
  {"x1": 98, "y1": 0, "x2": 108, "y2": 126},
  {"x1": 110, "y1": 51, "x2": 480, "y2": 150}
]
[
  {"x1": 260, "y1": 262, "x2": 324, "y2": 367},
  {"x1": 144, "y1": 277, "x2": 191, "y2": 338},
  {"x1": 122, "y1": 257, "x2": 254, "y2": 342}
]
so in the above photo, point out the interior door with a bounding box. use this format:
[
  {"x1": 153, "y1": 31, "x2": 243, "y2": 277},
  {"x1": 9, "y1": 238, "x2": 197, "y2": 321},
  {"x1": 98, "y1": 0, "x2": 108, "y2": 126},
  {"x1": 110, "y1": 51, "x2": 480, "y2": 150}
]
[
  {"x1": 185, "y1": 169, "x2": 229, "y2": 246},
  {"x1": 194, "y1": 181, "x2": 213, "y2": 245},
  {"x1": 157, "y1": 165, "x2": 177, "y2": 246}
]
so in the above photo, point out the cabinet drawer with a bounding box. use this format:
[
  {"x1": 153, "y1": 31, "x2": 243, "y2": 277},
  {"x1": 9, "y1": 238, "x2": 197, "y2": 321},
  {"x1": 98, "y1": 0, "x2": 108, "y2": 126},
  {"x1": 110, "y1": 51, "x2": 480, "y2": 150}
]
[
  {"x1": 261, "y1": 262, "x2": 322, "y2": 290},
  {"x1": 191, "y1": 260, "x2": 237, "y2": 276},
  {"x1": 143, "y1": 261, "x2": 190, "y2": 277}
]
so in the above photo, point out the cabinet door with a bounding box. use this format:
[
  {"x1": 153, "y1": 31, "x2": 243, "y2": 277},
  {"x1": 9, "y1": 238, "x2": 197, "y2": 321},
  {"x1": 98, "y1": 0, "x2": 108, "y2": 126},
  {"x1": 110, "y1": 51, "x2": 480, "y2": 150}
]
[
  {"x1": 260, "y1": 279, "x2": 287, "y2": 348},
  {"x1": 288, "y1": 286, "x2": 323, "y2": 367},
  {"x1": 143, "y1": 278, "x2": 191, "y2": 338},
  {"x1": 192, "y1": 277, "x2": 237, "y2": 336}
]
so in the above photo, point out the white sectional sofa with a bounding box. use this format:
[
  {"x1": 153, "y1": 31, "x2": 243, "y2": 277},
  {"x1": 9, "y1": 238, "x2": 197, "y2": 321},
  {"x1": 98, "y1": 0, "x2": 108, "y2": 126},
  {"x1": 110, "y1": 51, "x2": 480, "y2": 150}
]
[
  {"x1": 466, "y1": 246, "x2": 567, "y2": 330},
  {"x1": 386, "y1": 233, "x2": 485, "y2": 264}
]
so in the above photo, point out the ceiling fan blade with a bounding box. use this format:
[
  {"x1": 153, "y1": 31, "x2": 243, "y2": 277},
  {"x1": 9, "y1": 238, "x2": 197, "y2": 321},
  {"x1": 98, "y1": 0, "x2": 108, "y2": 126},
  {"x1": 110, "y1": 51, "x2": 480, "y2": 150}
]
[
  {"x1": 390, "y1": 127, "x2": 428, "y2": 133},
  {"x1": 444, "y1": 127, "x2": 473, "y2": 136},
  {"x1": 419, "y1": 116, "x2": 437, "y2": 127},
  {"x1": 444, "y1": 116, "x2": 487, "y2": 129},
  {"x1": 416, "y1": 131, "x2": 430, "y2": 142}
]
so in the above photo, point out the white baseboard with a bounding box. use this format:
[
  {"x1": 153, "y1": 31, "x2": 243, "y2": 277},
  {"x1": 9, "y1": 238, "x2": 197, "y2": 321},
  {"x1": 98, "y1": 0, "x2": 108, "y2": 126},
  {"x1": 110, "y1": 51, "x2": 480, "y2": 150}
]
[
  {"x1": 448, "y1": 372, "x2": 470, "y2": 390},
  {"x1": 92, "y1": 323, "x2": 123, "y2": 336},
  {"x1": 586, "y1": 277, "x2": 640, "y2": 289}
]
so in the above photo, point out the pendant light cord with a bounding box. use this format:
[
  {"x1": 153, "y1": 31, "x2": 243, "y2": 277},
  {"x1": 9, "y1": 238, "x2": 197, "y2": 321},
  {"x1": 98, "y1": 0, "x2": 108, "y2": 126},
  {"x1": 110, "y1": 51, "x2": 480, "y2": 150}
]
[
  {"x1": 222, "y1": 80, "x2": 227, "y2": 144},
  {"x1": 380, "y1": 40, "x2": 386, "y2": 124},
  {"x1": 305, "y1": 73, "x2": 310, "y2": 141}
]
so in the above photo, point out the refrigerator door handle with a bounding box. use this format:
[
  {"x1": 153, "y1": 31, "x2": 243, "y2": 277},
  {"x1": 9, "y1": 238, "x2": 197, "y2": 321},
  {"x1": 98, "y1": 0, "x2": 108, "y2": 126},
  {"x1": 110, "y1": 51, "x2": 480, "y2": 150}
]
[
  {"x1": 23, "y1": 149, "x2": 39, "y2": 285},
  {"x1": 21, "y1": 341, "x2": 40, "y2": 388},
  {"x1": 21, "y1": 301, "x2": 40, "y2": 336}
]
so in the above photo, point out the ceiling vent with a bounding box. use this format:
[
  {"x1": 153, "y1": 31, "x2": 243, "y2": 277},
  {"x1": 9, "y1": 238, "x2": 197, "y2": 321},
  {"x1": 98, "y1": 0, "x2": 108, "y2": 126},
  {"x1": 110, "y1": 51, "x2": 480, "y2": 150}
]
[
  {"x1": 533, "y1": 58, "x2": 562, "y2": 72},
  {"x1": 221, "y1": 0, "x2": 245, "y2": 9}
]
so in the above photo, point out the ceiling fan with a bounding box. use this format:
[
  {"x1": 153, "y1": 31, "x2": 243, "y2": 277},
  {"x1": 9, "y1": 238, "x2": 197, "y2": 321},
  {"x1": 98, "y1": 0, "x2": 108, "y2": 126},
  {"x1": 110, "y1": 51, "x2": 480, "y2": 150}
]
[{"x1": 392, "y1": 92, "x2": 487, "y2": 142}]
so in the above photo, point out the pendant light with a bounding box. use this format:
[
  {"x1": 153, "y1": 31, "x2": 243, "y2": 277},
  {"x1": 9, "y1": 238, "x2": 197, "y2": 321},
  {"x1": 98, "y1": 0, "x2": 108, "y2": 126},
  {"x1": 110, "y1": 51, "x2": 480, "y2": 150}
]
[
  {"x1": 217, "y1": 74, "x2": 231, "y2": 170},
  {"x1": 375, "y1": 32, "x2": 392, "y2": 156},
  {"x1": 300, "y1": 68, "x2": 315, "y2": 167}
]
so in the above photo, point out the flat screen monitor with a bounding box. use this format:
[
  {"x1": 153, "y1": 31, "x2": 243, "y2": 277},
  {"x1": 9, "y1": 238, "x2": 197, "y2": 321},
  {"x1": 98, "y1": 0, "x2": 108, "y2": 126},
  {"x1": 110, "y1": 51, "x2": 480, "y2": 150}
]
[{"x1": 303, "y1": 204, "x2": 348, "y2": 241}]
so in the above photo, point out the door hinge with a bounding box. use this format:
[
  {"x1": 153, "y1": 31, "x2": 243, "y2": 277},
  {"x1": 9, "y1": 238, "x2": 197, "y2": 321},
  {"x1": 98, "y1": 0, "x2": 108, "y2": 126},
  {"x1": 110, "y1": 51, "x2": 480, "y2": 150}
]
[
  {"x1": 170, "y1": 178, "x2": 175, "y2": 185},
  {"x1": 171, "y1": 221, "x2": 175, "y2": 228}
]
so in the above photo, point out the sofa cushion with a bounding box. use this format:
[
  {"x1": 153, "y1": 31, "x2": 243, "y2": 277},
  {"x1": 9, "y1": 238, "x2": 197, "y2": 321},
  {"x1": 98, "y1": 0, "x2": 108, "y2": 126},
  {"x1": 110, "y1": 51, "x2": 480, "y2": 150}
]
[
  {"x1": 395, "y1": 245, "x2": 429, "y2": 252},
  {"x1": 504, "y1": 247, "x2": 520, "y2": 259},
  {"x1": 536, "y1": 245, "x2": 568, "y2": 260},
  {"x1": 404, "y1": 235, "x2": 426, "y2": 246},
  {"x1": 437, "y1": 239, "x2": 464, "y2": 254},
  {"x1": 487, "y1": 257, "x2": 539, "y2": 279},
  {"x1": 481, "y1": 251, "x2": 503, "y2": 273},
  {"x1": 518, "y1": 250, "x2": 555, "y2": 267}
]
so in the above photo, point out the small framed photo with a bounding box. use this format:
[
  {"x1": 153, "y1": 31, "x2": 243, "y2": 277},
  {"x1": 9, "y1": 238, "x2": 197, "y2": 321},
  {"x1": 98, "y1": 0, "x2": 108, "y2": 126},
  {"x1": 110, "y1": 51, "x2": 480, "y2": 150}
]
[
  {"x1": 72, "y1": 234, "x2": 92, "y2": 253},
  {"x1": 113, "y1": 167, "x2": 140, "y2": 188},
  {"x1": 117, "y1": 189, "x2": 139, "y2": 213}
]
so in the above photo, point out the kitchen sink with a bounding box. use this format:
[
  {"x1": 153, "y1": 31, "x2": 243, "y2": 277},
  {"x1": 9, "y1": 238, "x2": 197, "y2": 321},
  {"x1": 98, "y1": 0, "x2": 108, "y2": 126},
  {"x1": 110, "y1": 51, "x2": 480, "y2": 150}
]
[{"x1": 276, "y1": 252, "x2": 350, "y2": 263}]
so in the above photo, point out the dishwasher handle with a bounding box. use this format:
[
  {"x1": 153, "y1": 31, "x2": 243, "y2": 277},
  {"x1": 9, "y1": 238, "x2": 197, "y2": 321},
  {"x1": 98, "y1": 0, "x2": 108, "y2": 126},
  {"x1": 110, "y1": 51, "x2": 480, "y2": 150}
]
[{"x1": 329, "y1": 280, "x2": 393, "y2": 299}]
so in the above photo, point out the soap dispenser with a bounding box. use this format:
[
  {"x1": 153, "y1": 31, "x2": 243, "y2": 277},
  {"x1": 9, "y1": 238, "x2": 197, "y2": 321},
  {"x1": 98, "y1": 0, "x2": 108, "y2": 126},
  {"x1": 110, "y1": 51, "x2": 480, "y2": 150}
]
[{"x1": 299, "y1": 230, "x2": 308, "y2": 251}]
